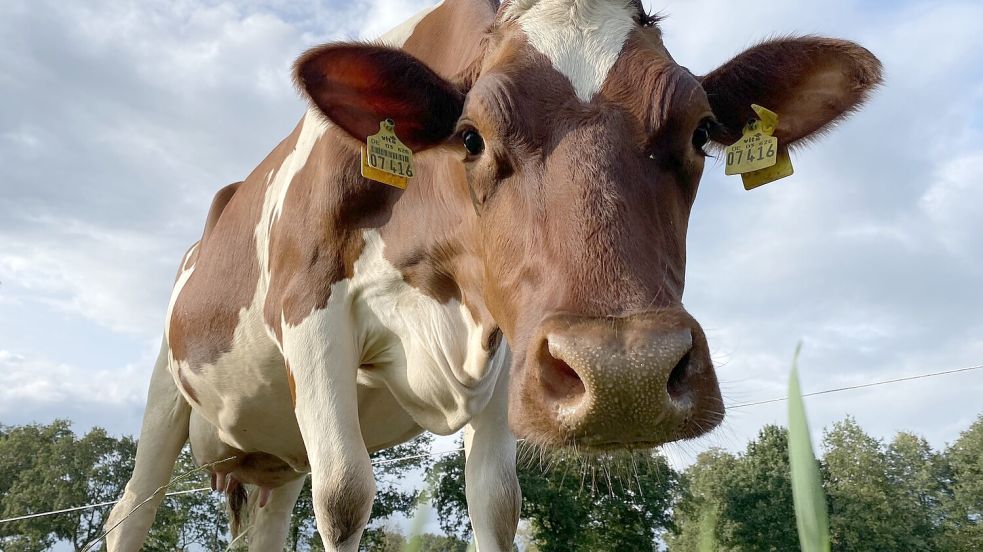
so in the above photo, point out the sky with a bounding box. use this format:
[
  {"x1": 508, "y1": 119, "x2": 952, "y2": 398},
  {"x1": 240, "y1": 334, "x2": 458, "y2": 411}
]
[{"x1": 1, "y1": 0, "x2": 982, "y2": 526}]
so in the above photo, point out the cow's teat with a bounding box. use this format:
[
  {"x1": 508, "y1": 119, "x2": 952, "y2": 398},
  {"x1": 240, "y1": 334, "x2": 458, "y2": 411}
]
[{"x1": 512, "y1": 310, "x2": 723, "y2": 449}]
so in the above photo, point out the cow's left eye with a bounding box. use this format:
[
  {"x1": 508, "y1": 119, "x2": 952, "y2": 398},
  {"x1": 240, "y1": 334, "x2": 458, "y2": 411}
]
[
  {"x1": 462, "y1": 129, "x2": 485, "y2": 157},
  {"x1": 692, "y1": 120, "x2": 713, "y2": 153}
]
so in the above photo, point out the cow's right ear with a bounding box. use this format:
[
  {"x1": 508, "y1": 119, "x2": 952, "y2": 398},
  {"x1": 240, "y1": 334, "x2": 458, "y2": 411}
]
[{"x1": 294, "y1": 44, "x2": 465, "y2": 152}]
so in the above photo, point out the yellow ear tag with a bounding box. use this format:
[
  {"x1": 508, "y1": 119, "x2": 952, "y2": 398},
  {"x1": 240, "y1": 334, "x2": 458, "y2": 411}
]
[
  {"x1": 724, "y1": 104, "x2": 794, "y2": 190},
  {"x1": 360, "y1": 119, "x2": 415, "y2": 189}
]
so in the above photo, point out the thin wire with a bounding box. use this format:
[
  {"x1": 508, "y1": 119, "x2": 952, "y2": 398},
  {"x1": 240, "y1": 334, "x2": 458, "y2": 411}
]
[
  {"x1": 371, "y1": 446, "x2": 464, "y2": 466},
  {"x1": 729, "y1": 363, "x2": 983, "y2": 409},
  {"x1": 0, "y1": 448, "x2": 469, "y2": 525},
  {"x1": 1, "y1": 362, "x2": 979, "y2": 526},
  {"x1": 0, "y1": 488, "x2": 211, "y2": 524}
]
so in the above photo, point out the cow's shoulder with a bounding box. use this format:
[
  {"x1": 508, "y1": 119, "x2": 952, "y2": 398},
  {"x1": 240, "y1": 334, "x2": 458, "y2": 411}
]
[{"x1": 167, "y1": 120, "x2": 307, "y2": 366}]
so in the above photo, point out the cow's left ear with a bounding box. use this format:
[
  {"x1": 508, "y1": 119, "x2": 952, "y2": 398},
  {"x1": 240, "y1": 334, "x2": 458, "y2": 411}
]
[
  {"x1": 295, "y1": 44, "x2": 465, "y2": 151},
  {"x1": 700, "y1": 37, "x2": 883, "y2": 147}
]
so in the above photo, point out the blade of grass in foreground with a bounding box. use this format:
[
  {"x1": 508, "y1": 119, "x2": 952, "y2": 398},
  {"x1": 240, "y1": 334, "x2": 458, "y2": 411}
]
[
  {"x1": 697, "y1": 507, "x2": 719, "y2": 552},
  {"x1": 402, "y1": 483, "x2": 433, "y2": 552},
  {"x1": 788, "y1": 344, "x2": 831, "y2": 552}
]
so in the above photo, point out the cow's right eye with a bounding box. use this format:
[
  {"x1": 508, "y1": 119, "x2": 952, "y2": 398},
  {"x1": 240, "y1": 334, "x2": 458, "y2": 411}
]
[
  {"x1": 462, "y1": 129, "x2": 485, "y2": 157},
  {"x1": 692, "y1": 119, "x2": 713, "y2": 153}
]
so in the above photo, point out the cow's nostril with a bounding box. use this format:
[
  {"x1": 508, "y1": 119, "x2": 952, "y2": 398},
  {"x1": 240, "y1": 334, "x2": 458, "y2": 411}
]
[
  {"x1": 666, "y1": 350, "x2": 692, "y2": 402},
  {"x1": 541, "y1": 352, "x2": 586, "y2": 405}
]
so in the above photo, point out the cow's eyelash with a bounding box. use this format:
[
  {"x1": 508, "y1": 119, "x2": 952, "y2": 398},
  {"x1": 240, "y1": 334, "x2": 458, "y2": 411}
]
[{"x1": 638, "y1": 10, "x2": 665, "y2": 28}]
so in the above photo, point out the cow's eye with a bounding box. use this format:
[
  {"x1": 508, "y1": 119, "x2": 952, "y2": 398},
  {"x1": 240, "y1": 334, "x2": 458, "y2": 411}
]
[
  {"x1": 692, "y1": 120, "x2": 713, "y2": 153},
  {"x1": 462, "y1": 129, "x2": 485, "y2": 157}
]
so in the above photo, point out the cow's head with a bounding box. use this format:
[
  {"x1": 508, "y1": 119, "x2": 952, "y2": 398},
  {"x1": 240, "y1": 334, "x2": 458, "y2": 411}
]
[{"x1": 294, "y1": 0, "x2": 881, "y2": 449}]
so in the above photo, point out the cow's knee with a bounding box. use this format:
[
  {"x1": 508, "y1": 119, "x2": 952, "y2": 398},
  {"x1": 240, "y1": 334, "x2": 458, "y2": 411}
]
[
  {"x1": 466, "y1": 458, "x2": 521, "y2": 551},
  {"x1": 312, "y1": 469, "x2": 376, "y2": 550}
]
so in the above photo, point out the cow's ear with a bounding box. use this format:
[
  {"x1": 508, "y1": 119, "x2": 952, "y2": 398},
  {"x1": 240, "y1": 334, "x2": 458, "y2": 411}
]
[
  {"x1": 700, "y1": 37, "x2": 883, "y2": 147},
  {"x1": 295, "y1": 44, "x2": 465, "y2": 151}
]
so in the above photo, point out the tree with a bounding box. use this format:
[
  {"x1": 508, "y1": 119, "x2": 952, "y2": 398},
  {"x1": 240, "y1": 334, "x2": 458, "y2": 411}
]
[
  {"x1": 721, "y1": 425, "x2": 798, "y2": 551},
  {"x1": 405, "y1": 532, "x2": 470, "y2": 551},
  {"x1": 822, "y1": 416, "x2": 900, "y2": 551},
  {"x1": 666, "y1": 427, "x2": 798, "y2": 552},
  {"x1": 0, "y1": 422, "x2": 137, "y2": 551},
  {"x1": 0, "y1": 423, "x2": 229, "y2": 552},
  {"x1": 665, "y1": 448, "x2": 740, "y2": 552},
  {"x1": 885, "y1": 432, "x2": 953, "y2": 550},
  {"x1": 0, "y1": 421, "x2": 76, "y2": 551},
  {"x1": 430, "y1": 441, "x2": 679, "y2": 551},
  {"x1": 946, "y1": 415, "x2": 983, "y2": 550}
]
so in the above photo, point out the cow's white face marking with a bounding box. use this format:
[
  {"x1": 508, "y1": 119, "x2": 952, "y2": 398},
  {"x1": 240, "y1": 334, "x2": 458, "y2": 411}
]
[{"x1": 504, "y1": 0, "x2": 636, "y2": 102}]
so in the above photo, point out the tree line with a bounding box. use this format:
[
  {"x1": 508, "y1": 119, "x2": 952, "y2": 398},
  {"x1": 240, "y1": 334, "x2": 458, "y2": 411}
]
[{"x1": 1, "y1": 414, "x2": 980, "y2": 551}]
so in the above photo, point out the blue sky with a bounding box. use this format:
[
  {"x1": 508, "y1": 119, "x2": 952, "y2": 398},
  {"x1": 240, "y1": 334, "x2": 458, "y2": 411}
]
[{"x1": 1, "y1": 0, "x2": 981, "y2": 481}]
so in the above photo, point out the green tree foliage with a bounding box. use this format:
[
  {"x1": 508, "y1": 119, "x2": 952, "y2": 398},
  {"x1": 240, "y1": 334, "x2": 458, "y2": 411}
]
[
  {"x1": 1, "y1": 420, "x2": 77, "y2": 551},
  {"x1": 665, "y1": 448, "x2": 739, "y2": 552},
  {"x1": 885, "y1": 432, "x2": 953, "y2": 550},
  {"x1": 666, "y1": 427, "x2": 799, "y2": 551},
  {"x1": 822, "y1": 416, "x2": 904, "y2": 550},
  {"x1": 0, "y1": 421, "x2": 136, "y2": 551},
  {"x1": 722, "y1": 425, "x2": 798, "y2": 550},
  {"x1": 669, "y1": 418, "x2": 978, "y2": 552},
  {"x1": 0, "y1": 422, "x2": 228, "y2": 552},
  {"x1": 405, "y1": 532, "x2": 470, "y2": 552},
  {"x1": 946, "y1": 415, "x2": 983, "y2": 550},
  {"x1": 430, "y1": 443, "x2": 678, "y2": 552}
]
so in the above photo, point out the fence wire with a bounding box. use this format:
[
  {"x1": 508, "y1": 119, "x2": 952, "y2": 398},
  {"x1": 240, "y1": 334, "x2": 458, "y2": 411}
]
[{"x1": 1, "y1": 362, "x2": 980, "y2": 526}]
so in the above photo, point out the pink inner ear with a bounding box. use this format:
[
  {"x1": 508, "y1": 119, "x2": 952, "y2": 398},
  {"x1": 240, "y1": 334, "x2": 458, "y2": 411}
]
[
  {"x1": 777, "y1": 65, "x2": 862, "y2": 144},
  {"x1": 295, "y1": 44, "x2": 464, "y2": 152},
  {"x1": 701, "y1": 37, "x2": 883, "y2": 147}
]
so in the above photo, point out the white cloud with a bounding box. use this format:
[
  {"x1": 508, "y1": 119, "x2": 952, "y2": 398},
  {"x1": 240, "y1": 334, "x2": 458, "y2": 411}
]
[
  {"x1": 920, "y1": 151, "x2": 983, "y2": 259},
  {"x1": 0, "y1": 342, "x2": 159, "y2": 434}
]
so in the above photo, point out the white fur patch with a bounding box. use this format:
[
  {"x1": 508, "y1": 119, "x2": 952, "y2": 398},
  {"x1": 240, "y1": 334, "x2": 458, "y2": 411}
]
[
  {"x1": 165, "y1": 243, "x2": 198, "y2": 344},
  {"x1": 378, "y1": 1, "x2": 446, "y2": 48},
  {"x1": 284, "y1": 229, "x2": 500, "y2": 435},
  {"x1": 504, "y1": 0, "x2": 636, "y2": 102},
  {"x1": 256, "y1": 110, "x2": 327, "y2": 284}
]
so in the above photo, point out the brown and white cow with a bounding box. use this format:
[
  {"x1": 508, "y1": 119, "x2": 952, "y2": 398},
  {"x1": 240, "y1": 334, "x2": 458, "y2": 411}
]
[{"x1": 106, "y1": 1, "x2": 881, "y2": 550}]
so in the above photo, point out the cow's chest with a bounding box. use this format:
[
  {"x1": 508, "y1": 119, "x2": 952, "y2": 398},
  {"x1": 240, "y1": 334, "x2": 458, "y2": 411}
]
[{"x1": 187, "y1": 383, "x2": 425, "y2": 484}]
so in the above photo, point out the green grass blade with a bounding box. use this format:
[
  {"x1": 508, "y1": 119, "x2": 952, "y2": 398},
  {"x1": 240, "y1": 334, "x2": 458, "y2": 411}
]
[
  {"x1": 697, "y1": 507, "x2": 719, "y2": 552},
  {"x1": 402, "y1": 484, "x2": 433, "y2": 552},
  {"x1": 788, "y1": 343, "x2": 831, "y2": 552}
]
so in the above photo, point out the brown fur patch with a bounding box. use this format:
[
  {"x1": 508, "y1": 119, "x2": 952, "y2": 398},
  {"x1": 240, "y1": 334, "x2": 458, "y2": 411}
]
[
  {"x1": 285, "y1": 361, "x2": 297, "y2": 408},
  {"x1": 700, "y1": 36, "x2": 883, "y2": 146},
  {"x1": 168, "y1": 123, "x2": 302, "y2": 367},
  {"x1": 176, "y1": 364, "x2": 200, "y2": 405}
]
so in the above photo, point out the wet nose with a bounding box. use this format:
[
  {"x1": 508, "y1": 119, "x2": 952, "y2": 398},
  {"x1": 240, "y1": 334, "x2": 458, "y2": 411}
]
[{"x1": 530, "y1": 313, "x2": 722, "y2": 447}]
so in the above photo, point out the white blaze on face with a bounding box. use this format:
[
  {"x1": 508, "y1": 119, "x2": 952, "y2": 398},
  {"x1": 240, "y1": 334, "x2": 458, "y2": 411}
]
[{"x1": 504, "y1": 0, "x2": 637, "y2": 102}]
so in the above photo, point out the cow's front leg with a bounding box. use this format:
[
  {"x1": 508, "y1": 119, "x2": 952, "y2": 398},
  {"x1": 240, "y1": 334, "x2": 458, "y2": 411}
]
[
  {"x1": 464, "y1": 347, "x2": 521, "y2": 551},
  {"x1": 285, "y1": 311, "x2": 374, "y2": 552}
]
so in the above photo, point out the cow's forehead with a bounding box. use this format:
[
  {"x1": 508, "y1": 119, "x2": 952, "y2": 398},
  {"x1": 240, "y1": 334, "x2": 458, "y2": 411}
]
[{"x1": 500, "y1": 0, "x2": 644, "y2": 102}]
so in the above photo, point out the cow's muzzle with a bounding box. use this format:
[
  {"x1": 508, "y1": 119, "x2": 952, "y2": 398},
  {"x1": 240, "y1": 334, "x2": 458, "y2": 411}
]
[{"x1": 514, "y1": 310, "x2": 723, "y2": 449}]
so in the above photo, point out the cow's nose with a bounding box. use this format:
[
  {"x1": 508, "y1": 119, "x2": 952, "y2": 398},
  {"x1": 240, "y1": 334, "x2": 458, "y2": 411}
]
[{"x1": 529, "y1": 313, "x2": 722, "y2": 447}]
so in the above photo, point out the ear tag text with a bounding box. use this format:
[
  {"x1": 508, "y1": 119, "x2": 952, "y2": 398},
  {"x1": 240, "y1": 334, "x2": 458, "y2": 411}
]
[
  {"x1": 360, "y1": 119, "x2": 415, "y2": 189},
  {"x1": 724, "y1": 104, "x2": 794, "y2": 190}
]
